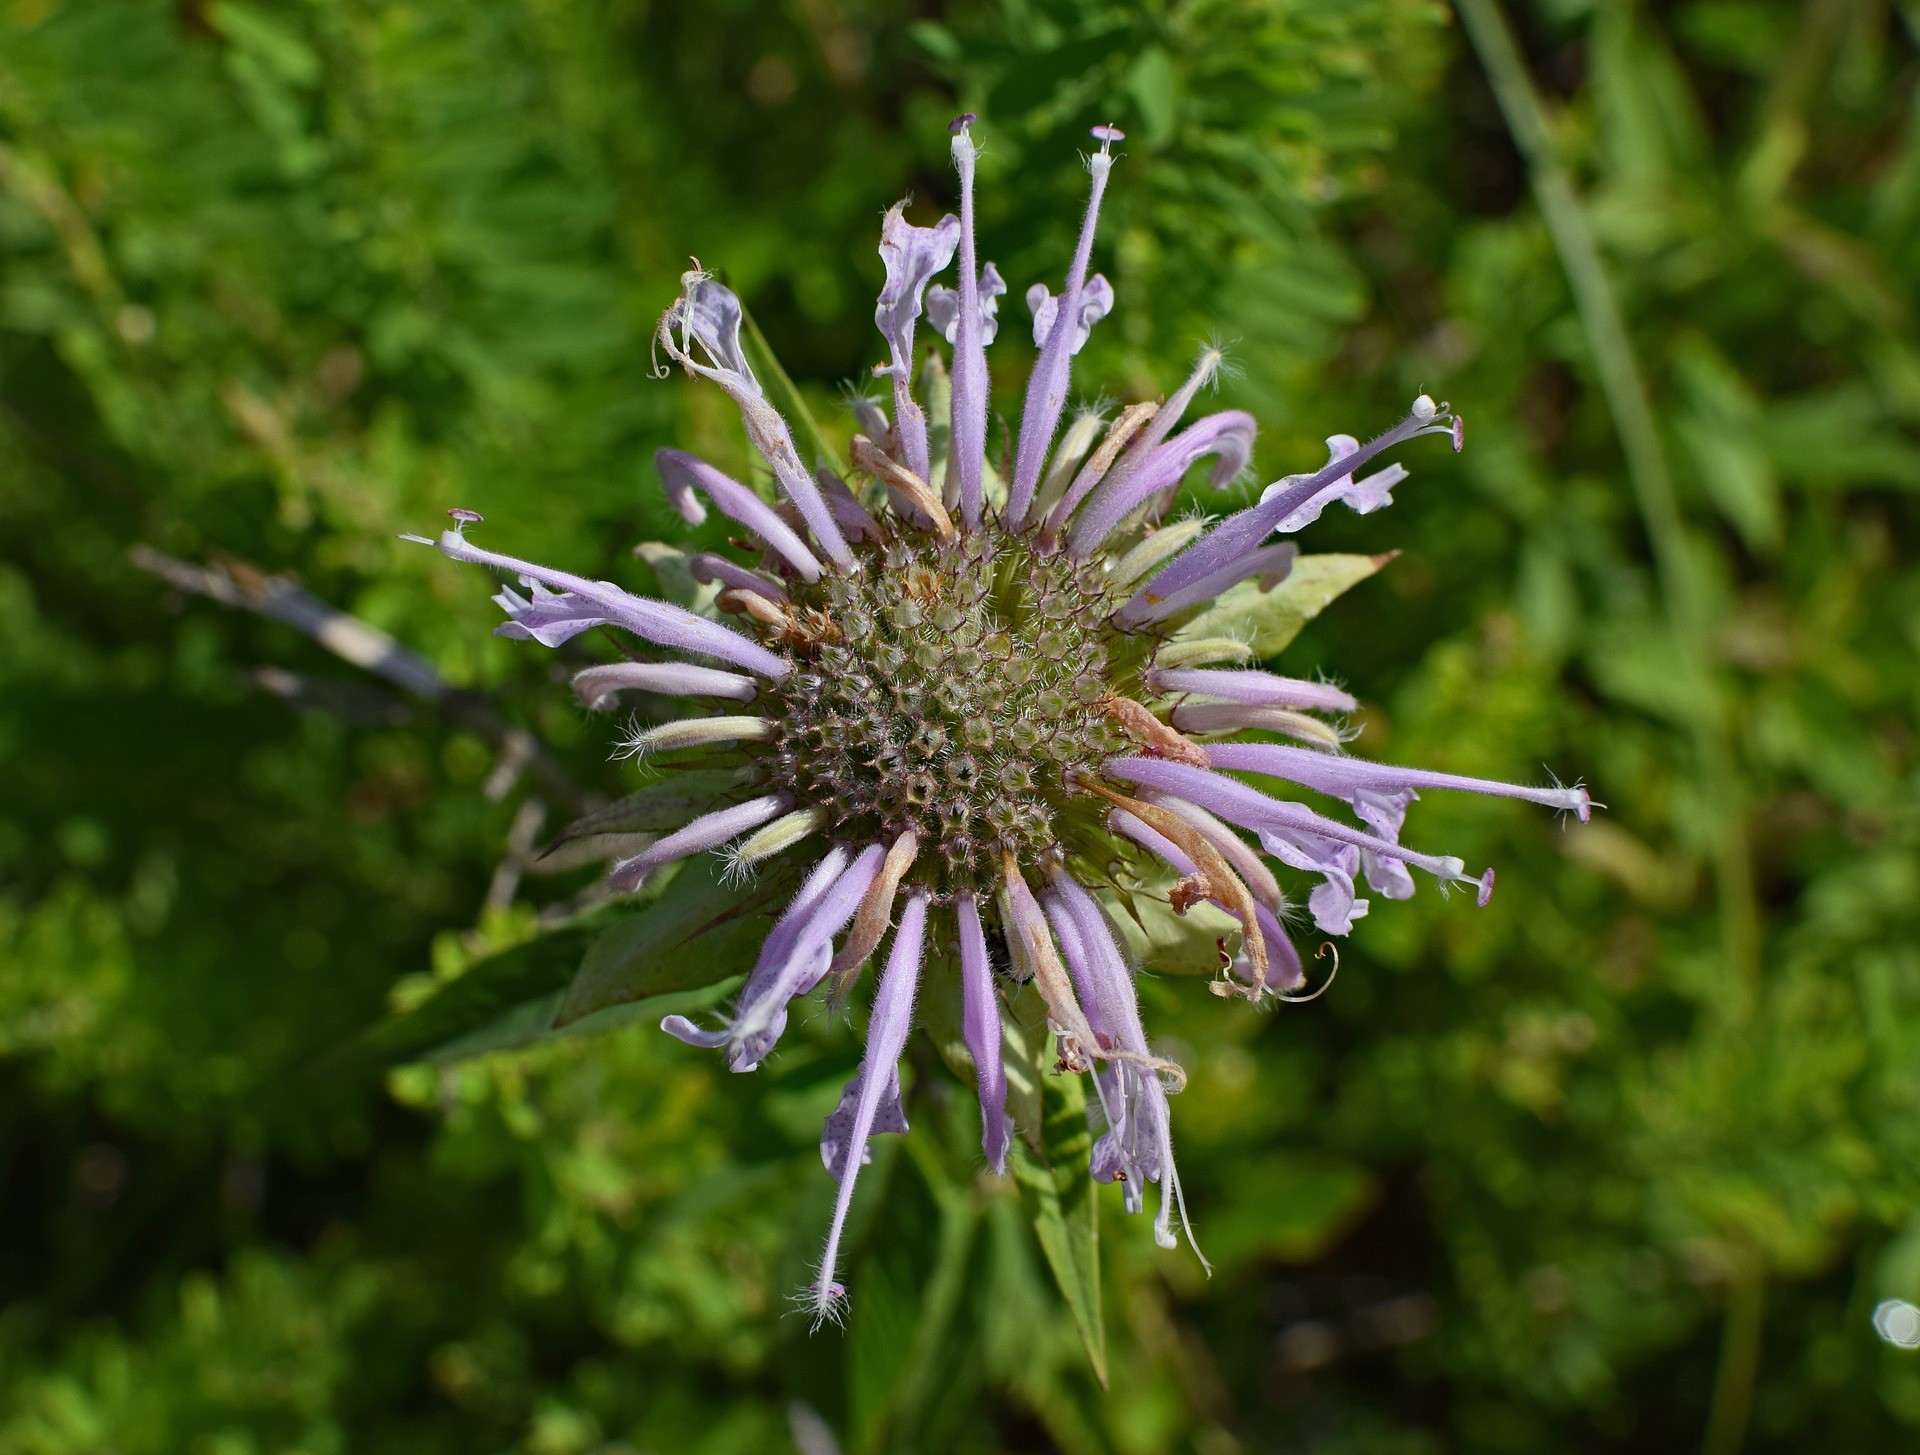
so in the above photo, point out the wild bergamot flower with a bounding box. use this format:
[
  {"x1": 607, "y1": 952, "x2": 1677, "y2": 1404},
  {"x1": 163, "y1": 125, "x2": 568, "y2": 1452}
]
[{"x1": 407, "y1": 117, "x2": 1590, "y2": 1327}]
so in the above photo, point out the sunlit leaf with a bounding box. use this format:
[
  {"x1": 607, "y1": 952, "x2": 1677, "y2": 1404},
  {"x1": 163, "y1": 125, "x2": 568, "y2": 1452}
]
[
  {"x1": 1173, "y1": 551, "x2": 1392, "y2": 658},
  {"x1": 1105, "y1": 888, "x2": 1239, "y2": 978}
]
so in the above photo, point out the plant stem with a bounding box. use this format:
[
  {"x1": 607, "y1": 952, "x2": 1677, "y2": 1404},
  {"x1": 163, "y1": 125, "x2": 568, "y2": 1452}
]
[
  {"x1": 1702, "y1": 1268, "x2": 1766, "y2": 1455},
  {"x1": 1453, "y1": 0, "x2": 1759, "y2": 1008}
]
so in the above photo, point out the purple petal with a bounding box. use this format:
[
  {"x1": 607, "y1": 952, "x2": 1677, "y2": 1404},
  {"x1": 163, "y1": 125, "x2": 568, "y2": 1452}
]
[
  {"x1": 1025, "y1": 273, "x2": 1114, "y2": 356},
  {"x1": 492, "y1": 582, "x2": 608, "y2": 647},
  {"x1": 1134, "y1": 400, "x2": 1456, "y2": 611},
  {"x1": 809, "y1": 889, "x2": 928, "y2": 1326},
  {"x1": 821, "y1": 1065, "x2": 910, "y2": 1181},
  {"x1": 1006, "y1": 141, "x2": 1119, "y2": 525},
  {"x1": 572, "y1": 661, "x2": 759, "y2": 709},
  {"x1": 875, "y1": 204, "x2": 960, "y2": 482},
  {"x1": 608, "y1": 794, "x2": 787, "y2": 891},
  {"x1": 656, "y1": 448, "x2": 825, "y2": 580},
  {"x1": 1147, "y1": 667, "x2": 1357, "y2": 715},
  {"x1": 956, "y1": 893, "x2": 1011, "y2": 1173},
  {"x1": 660, "y1": 1014, "x2": 735, "y2": 1049},
  {"x1": 426, "y1": 522, "x2": 789, "y2": 678},
  {"x1": 658, "y1": 276, "x2": 852, "y2": 570}
]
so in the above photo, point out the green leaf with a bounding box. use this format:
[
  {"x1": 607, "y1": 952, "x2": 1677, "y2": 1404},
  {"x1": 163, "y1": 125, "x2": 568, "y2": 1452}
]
[
  {"x1": 546, "y1": 770, "x2": 745, "y2": 851},
  {"x1": 554, "y1": 855, "x2": 782, "y2": 1025},
  {"x1": 405, "y1": 976, "x2": 742, "y2": 1066},
  {"x1": 1174, "y1": 551, "x2": 1393, "y2": 658},
  {"x1": 1006, "y1": 1015, "x2": 1106, "y2": 1387},
  {"x1": 1104, "y1": 889, "x2": 1240, "y2": 978},
  {"x1": 333, "y1": 922, "x2": 605, "y2": 1071},
  {"x1": 1126, "y1": 46, "x2": 1182, "y2": 148}
]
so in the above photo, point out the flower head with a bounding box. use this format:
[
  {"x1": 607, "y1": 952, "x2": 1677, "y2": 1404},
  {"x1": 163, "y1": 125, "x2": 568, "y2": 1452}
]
[{"x1": 409, "y1": 117, "x2": 1591, "y2": 1329}]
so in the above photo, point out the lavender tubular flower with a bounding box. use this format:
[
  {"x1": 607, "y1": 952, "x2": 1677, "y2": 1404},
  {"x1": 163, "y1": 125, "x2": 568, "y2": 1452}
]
[
  {"x1": 1135, "y1": 400, "x2": 1460, "y2": 613},
  {"x1": 1147, "y1": 667, "x2": 1357, "y2": 715},
  {"x1": 945, "y1": 116, "x2": 992, "y2": 529},
  {"x1": 875, "y1": 205, "x2": 960, "y2": 482},
  {"x1": 1005, "y1": 127, "x2": 1121, "y2": 525},
  {"x1": 411, "y1": 115, "x2": 1588, "y2": 1326},
  {"x1": 572, "y1": 661, "x2": 759, "y2": 708},
  {"x1": 656, "y1": 448, "x2": 824, "y2": 580},
  {"x1": 1065, "y1": 407, "x2": 1258, "y2": 555},
  {"x1": 417, "y1": 517, "x2": 788, "y2": 677},
  {"x1": 956, "y1": 892, "x2": 1011, "y2": 1173},
  {"x1": 657, "y1": 274, "x2": 854, "y2": 570},
  {"x1": 1045, "y1": 875, "x2": 1199, "y2": 1258},
  {"x1": 608, "y1": 795, "x2": 788, "y2": 892},
  {"x1": 1205, "y1": 741, "x2": 1593, "y2": 820},
  {"x1": 811, "y1": 888, "x2": 927, "y2": 1327}
]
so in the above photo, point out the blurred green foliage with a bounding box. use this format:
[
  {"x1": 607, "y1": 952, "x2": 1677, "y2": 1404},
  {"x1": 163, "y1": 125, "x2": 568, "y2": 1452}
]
[{"x1": 3, "y1": 0, "x2": 1918, "y2": 1451}]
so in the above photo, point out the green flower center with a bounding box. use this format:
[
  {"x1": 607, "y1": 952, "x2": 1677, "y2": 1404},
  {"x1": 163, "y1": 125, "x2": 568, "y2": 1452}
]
[{"x1": 765, "y1": 531, "x2": 1147, "y2": 894}]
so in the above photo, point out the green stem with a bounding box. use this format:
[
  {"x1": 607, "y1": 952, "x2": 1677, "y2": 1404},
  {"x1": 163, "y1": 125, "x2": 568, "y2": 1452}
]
[
  {"x1": 1453, "y1": 0, "x2": 1759, "y2": 1008},
  {"x1": 1702, "y1": 1268, "x2": 1766, "y2": 1455}
]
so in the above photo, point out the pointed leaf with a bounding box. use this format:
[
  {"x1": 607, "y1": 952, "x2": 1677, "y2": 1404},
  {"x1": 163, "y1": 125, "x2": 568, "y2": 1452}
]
[
  {"x1": 546, "y1": 769, "x2": 745, "y2": 851},
  {"x1": 1006, "y1": 1014, "x2": 1106, "y2": 1386},
  {"x1": 1175, "y1": 551, "x2": 1393, "y2": 658},
  {"x1": 332, "y1": 921, "x2": 605, "y2": 1071},
  {"x1": 554, "y1": 853, "x2": 782, "y2": 1025}
]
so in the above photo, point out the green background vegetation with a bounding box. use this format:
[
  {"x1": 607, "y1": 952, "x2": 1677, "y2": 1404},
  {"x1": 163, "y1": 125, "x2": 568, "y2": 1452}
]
[{"x1": 3, "y1": 0, "x2": 1918, "y2": 1450}]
